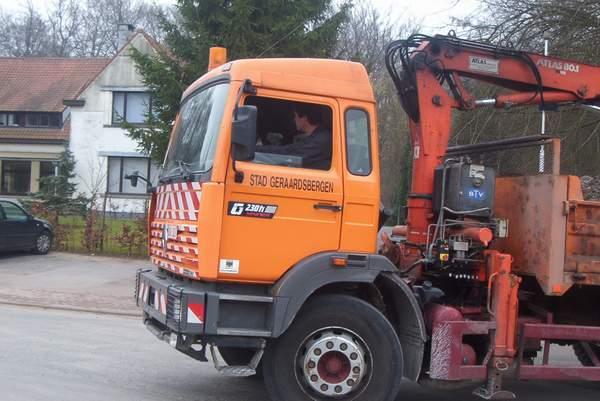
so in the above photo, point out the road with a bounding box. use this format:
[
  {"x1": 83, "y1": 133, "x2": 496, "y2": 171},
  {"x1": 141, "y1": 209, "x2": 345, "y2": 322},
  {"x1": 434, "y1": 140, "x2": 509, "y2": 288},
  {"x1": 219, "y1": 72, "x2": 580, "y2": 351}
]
[
  {"x1": 1, "y1": 305, "x2": 599, "y2": 401},
  {"x1": 0, "y1": 251, "x2": 141, "y2": 314},
  {"x1": 0, "y1": 252, "x2": 599, "y2": 400}
]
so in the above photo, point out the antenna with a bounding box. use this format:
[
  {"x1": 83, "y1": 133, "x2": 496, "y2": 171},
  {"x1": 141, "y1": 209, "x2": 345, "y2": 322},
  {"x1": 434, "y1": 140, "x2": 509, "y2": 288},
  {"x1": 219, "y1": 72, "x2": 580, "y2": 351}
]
[{"x1": 539, "y1": 32, "x2": 551, "y2": 173}]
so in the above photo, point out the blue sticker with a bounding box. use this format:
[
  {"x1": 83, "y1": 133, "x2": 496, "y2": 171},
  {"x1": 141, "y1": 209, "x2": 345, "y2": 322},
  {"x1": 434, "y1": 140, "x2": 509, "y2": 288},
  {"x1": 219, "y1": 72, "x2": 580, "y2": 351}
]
[{"x1": 468, "y1": 189, "x2": 485, "y2": 200}]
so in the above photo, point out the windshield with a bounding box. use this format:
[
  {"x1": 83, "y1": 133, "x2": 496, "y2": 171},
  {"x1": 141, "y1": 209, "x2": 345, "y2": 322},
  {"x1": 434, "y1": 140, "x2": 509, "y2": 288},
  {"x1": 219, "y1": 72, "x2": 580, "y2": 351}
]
[{"x1": 163, "y1": 82, "x2": 231, "y2": 178}]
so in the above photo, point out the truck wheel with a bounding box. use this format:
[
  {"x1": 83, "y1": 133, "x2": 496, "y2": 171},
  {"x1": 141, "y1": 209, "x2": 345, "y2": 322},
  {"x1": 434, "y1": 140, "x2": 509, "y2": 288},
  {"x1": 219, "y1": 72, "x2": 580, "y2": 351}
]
[
  {"x1": 263, "y1": 294, "x2": 403, "y2": 401},
  {"x1": 573, "y1": 342, "x2": 600, "y2": 366},
  {"x1": 219, "y1": 346, "x2": 263, "y2": 378}
]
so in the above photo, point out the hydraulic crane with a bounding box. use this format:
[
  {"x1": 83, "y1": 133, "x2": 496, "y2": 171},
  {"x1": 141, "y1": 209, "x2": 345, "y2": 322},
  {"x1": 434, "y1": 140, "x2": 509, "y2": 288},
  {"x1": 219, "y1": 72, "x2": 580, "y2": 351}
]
[{"x1": 384, "y1": 33, "x2": 600, "y2": 398}]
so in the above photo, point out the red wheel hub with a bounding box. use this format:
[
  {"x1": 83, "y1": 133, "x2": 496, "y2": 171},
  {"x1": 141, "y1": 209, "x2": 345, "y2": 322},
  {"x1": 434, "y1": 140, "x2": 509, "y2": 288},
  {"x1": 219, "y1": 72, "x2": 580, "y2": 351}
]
[{"x1": 317, "y1": 351, "x2": 351, "y2": 383}]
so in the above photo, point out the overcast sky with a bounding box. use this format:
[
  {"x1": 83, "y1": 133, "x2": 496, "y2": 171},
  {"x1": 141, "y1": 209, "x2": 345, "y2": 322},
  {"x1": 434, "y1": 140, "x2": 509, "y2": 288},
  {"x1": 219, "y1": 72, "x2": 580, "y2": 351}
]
[{"x1": 0, "y1": 0, "x2": 479, "y2": 34}]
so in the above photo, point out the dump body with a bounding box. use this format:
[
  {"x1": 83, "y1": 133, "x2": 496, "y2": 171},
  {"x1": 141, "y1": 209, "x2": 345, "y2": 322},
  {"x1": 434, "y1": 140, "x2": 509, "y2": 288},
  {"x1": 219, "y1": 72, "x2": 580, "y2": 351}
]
[{"x1": 494, "y1": 175, "x2": 600, "y2": 295}]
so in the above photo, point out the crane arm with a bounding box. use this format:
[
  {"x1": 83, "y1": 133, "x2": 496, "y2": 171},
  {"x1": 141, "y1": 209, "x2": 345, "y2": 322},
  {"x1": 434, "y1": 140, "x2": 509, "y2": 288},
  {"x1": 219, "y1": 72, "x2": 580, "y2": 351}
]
[{"x1": 384, "y1": 33, "x2": 600, "y2": 254}]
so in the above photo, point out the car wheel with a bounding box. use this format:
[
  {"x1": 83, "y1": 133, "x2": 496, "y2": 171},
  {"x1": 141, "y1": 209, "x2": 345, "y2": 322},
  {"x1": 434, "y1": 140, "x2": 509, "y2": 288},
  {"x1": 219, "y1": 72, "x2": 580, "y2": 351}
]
[
  {"x1": 263, "y1": 294, "x2": 403, "y2": 401},
  {"x1": 32, "y1": 231, "x2": 52, "y2": 255}
]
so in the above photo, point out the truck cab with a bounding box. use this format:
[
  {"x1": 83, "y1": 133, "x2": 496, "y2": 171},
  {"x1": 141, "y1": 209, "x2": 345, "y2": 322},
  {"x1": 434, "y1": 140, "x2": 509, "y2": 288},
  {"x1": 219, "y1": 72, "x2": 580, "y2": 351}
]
[
  {"x1": 148, "y1": 57, "x2": 381, "y2": 283},
  {"x1": 137, "y1": 55, "x2": 417, "y2": 401}
]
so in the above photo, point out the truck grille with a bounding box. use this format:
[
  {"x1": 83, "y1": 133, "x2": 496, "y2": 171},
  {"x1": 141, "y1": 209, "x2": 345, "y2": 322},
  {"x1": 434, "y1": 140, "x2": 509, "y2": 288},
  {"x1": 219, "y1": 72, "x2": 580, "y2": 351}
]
[{"x1": 150, "y1": 182, "x2": 202, "y2": 278}]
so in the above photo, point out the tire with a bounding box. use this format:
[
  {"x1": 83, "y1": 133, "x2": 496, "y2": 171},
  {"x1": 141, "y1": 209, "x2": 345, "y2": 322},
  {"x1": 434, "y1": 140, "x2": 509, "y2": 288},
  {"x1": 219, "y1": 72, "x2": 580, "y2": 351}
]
[
  {"x1": 219, "y1": 346, "x2": 263, "y2": 379},
  {"x1": 574, "y1": 342, "x2": 600, "y2": 366},
  {"x1": 32, "y1": 231, "x2": 52, "y2": 255},
  {"x1": 263, "y1": 294, "x2": 403, "y2": 401}
]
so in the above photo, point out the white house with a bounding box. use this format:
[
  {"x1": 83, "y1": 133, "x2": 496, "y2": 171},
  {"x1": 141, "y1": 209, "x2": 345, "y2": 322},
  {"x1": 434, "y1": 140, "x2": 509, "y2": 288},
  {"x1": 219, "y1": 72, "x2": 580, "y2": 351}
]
[
  {"x1": 0, "y1": 25, "x2": 161, "y2": 214},
  {"x1": 69, "y1": 27, "x2": 162, "y2": 214}
]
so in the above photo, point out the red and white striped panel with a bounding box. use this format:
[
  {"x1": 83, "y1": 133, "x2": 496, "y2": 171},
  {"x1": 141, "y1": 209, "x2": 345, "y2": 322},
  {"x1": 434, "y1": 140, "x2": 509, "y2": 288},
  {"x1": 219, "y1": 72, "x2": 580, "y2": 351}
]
[
  {"x1": 138, "y1": 281, "x2": 148, "y2": 302},
  {"x1": 138, "y1": 281, "x2": 167, "y2": 315},
  {"x1": 150, "y1": 230, "x2": 198, "y2": 245},
  {"x1": 154, "y1": 182, "x2": 202, "y2": 221},
  {"x1": 150, "y1": 238, "x2": 199, "y2": 256},
  {"x1": 153, "y1": 290, "x2": 167, "y2": 315},
  {"x1": 151, "y1": 256, "x2": 200, "y2": 279},
  {"x1": 151, "y1": 221, "x2": 198, "y2": 233},
  {"x1": 187, "y1": 303, "x2": 205, "y2": 324},
  {"x1": 150, "y1": 248, "x2": 198, "y2": 266}
]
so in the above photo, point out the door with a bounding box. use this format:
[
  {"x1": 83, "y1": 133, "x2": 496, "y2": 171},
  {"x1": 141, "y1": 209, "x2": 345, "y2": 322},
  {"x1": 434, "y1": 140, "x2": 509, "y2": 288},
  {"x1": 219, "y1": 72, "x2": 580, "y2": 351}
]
[
  {"x1": 0, "y1": 201, "x2": 36, "y2": 250},
  {"x1": 339, "y1": 103, "x2": 381, "y2": 253},
  {"x1": 219, "y1": 92, "x2": 343, "y2": 283},
  {"x1": 0, "y1": 204, "x2": 7, "y2": 251}
]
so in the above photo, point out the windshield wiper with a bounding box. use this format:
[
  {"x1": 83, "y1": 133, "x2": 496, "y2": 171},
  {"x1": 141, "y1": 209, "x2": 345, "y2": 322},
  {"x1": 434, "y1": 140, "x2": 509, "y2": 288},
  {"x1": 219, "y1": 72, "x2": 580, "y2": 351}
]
[
  {"x1": 176, "y1": 159, "x2": 193, "y2": 175},
  {"x1": 161, "y1": 159, "x2": 193, "y2": 182}
]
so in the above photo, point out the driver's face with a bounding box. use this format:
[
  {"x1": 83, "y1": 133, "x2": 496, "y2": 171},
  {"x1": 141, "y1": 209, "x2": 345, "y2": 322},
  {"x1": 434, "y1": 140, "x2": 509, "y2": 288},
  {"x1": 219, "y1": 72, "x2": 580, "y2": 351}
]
[{"x1": 294, "y1": 111, "x2": 306, "y2": 133}]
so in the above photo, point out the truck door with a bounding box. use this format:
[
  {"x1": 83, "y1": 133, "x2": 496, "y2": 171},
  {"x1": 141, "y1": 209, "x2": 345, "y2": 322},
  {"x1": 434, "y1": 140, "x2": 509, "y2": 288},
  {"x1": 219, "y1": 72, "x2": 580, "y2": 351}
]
[
  {"x1": 219, "y1": 93, "x2": 343, "y2": 283},
  {"x1": 339, "y1": 103, "x2": 381, "y2": 253}
]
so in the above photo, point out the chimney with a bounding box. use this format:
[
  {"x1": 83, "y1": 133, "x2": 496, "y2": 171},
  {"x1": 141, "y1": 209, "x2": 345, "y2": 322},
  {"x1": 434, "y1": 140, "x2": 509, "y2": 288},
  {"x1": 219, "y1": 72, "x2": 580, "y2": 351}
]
[{"x1": 117, "y1": 23, "x2": 135, "y2": 50}]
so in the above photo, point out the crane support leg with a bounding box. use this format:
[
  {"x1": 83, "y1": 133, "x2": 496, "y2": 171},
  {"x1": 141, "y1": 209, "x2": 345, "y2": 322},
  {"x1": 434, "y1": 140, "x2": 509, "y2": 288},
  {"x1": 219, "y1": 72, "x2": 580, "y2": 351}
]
[{"x1": 474, "y1": 251, "x2": 521, "y2": 400}]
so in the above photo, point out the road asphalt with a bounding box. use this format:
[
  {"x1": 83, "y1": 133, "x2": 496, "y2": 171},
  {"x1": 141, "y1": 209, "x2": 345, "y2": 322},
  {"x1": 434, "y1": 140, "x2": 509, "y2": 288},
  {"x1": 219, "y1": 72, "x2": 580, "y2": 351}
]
[
  {"x1": 0, "y1": 251, "x2": 599, "y2": 401},
  {"x1": 0, "y1": 251, "x2": 143, "y2": 315}
]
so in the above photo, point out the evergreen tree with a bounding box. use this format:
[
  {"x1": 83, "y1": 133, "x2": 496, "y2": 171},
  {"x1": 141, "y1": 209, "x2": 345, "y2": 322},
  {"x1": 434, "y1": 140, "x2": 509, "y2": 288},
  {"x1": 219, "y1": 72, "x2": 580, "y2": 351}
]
[
  {"x1": 127, "y1": 0, "x2": 351, "y2": 163},
  {"x1": 35, "y1": 148, "x2": 88, "y2": 215}
]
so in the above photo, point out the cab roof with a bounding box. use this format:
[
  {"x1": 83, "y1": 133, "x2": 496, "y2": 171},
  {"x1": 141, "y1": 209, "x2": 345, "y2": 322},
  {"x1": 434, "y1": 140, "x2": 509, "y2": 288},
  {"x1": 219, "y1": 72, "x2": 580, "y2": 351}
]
[{"x1": 182, "y1": 58, "x2": 375, "y2": 104}]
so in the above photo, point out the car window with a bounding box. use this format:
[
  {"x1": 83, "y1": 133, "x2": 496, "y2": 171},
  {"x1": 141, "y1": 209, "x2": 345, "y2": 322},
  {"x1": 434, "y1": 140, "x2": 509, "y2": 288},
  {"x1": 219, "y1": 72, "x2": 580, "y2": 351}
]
[
  {"x1": 0, "y1": 205, "x2": 5, "y2": 220},
  {"x1": 0, "y1": 201, "x2": 28, "y2": 222}
]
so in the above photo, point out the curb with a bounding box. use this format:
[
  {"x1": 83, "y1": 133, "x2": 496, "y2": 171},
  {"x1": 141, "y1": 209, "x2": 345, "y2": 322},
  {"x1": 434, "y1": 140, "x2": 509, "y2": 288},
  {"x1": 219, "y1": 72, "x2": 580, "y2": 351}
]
[{"x1": 0, "y1": 300, "x2": 140, "y2": 317}]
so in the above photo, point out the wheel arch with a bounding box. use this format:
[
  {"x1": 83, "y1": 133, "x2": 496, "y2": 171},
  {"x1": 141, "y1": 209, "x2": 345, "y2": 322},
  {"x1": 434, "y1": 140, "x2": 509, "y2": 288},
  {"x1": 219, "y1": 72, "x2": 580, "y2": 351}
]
[{"x1": 271, "y1": 252, "x2": 426, "y2": 381}]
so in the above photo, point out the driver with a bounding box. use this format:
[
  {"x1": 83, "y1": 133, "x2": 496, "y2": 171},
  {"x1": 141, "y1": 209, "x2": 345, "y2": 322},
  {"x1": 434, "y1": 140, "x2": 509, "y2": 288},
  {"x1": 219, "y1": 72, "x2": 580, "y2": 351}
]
[{"x1": 256, "y1": 102, "x2": 331, "y2": 170}]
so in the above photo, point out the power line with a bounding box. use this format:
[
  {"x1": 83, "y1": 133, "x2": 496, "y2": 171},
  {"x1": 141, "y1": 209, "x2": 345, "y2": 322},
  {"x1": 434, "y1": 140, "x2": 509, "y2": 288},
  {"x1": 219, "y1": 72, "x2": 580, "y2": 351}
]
[{"x1": 256, "y1": 21, "x2": 305, "y2": 58}]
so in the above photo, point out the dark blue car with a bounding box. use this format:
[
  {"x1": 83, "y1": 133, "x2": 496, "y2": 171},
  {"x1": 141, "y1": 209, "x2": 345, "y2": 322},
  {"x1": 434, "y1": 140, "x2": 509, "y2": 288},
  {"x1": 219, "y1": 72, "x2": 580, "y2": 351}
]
[{"x1": 0, "y1": 199, "x2": 53, "y2": 254}]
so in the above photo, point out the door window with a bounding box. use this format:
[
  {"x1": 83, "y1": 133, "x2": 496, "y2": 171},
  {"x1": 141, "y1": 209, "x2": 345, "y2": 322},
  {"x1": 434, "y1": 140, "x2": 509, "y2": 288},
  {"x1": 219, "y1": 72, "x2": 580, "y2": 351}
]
[
  {"x1": 0, "y1": 201, "x2": 28, "y2": 221},
  {"x1": 246, "y1": 96, "x2": 333, "y2": 170},
  {"x1": 345, "y1": 109, "x2": 372, "y2": 176}
]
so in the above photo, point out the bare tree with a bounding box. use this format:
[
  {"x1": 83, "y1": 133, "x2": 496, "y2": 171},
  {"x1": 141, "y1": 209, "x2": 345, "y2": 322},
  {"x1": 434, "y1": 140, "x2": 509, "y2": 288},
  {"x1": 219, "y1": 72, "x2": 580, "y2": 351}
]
[
  {"x1": 452, "y1": 0, "x2": 600, "y2": 176},
  {"x1": 336, "y1": 1, "x2": 419, "y2": 209},
  {"x1": 0, "y1": 1, "x2": 50, "y2": 56},
  {"x1": 0, "y1": 0, "x2": 170, "y2": 57},
  {"x1": 47, "y1": 0, "x2": 81, "y2": 57}
]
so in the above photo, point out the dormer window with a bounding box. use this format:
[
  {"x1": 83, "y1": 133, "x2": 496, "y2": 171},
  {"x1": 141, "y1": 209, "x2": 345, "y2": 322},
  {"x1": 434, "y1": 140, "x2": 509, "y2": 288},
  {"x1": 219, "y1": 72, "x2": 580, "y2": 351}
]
[
  {"x1": 0, "y1": 113, "x2": 16, "y2": 127},
  {"x1": 25, "y1": 113, "x2": 61, "y2": 128}
]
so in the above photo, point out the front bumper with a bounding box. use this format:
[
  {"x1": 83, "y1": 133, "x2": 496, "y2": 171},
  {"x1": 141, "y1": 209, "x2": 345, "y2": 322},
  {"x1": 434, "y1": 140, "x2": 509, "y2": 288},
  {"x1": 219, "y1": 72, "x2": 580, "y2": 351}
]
[
  {"x1": 135, "y1": 268, "x2": 275, "y2": 340},
  {"x1": 136, "y1": 269, "x2": 207, "y2": 335}
]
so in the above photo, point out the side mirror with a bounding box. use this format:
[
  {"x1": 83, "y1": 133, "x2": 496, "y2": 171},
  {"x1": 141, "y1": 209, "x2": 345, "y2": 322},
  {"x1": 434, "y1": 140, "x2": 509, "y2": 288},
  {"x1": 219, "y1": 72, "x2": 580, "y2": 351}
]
[
  {"x1": 124, "y1": 171, "x2": 153, "y2": 193},
  {"x1": 125, "y1": 172, "x2": 139, "y2": 187},
  {"x1": 231, "y1": 105, "x2": 257, "y2": 161}
]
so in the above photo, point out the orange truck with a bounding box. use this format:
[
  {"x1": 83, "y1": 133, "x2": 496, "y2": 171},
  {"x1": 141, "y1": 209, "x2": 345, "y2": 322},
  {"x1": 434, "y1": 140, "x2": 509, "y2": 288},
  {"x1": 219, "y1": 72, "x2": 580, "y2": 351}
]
[{"x1": 134, "y1": 34, "x2": 600, "y2": 400}]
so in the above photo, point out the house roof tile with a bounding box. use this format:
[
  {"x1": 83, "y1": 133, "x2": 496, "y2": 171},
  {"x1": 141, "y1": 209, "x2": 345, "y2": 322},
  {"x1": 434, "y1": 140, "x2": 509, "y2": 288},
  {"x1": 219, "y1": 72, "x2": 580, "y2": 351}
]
[{"x1": 0, "y1": 58, "x2": 109, "y2": 112}]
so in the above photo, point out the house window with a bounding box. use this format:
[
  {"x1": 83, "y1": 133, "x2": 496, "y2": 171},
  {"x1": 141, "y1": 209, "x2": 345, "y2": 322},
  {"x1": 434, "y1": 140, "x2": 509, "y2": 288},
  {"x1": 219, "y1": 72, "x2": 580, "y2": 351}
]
[
  {"x1": 112, "y1": 92, "x2": 151, "y2": 125},
  {"x1": 107, "y1": 156, "x2": 150, "y2": 195},
  {"x1": 39, "y1": 161, "x2": 57, "y2": 192},
  {"x1": 0, "y1": 113, "x2": 17, "y2": 127},
  {"x1": 1, "y1": 160, "x2": 31, "y2": 195},
  {"x1": 25, "y1": 113, "x2": 61, "y2": 128}
]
